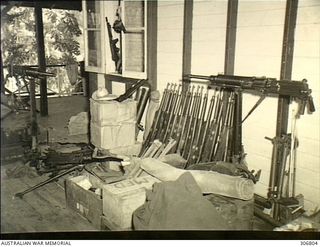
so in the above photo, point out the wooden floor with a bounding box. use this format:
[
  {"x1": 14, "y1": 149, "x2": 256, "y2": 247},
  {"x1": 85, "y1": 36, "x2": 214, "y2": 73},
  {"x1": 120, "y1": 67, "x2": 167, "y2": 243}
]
[
  {"x1": 1, "y1": 163, "x2": 97, "y2": 233},
  {"x1": 1, "y1": 95, "x2": 97, "y2": 233}
]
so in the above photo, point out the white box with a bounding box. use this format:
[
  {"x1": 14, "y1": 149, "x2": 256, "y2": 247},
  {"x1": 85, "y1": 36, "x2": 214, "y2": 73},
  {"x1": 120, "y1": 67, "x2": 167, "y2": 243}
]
[
  {"x1": 90, "y1": 98, "x2": 136, "y2": 125},
  {"x1": 102, "y1": 175, "x2": 160, "y2": 229},
  {"x1": 90, "y1": 121, "x2": 136, "y2": 150}
]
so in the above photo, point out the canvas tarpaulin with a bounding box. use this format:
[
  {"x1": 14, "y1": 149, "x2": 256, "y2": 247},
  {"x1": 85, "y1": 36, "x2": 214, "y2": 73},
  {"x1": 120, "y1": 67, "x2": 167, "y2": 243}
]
[{"x1": 132, "y1": 172, "x2": 230, "y2": 230}]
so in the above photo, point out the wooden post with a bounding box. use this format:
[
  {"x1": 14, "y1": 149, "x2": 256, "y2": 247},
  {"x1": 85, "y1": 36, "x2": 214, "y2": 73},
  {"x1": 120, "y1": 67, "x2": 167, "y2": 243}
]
[
  {"x1": 182, "y1": 0, "x2": 193, "y2": 82},
  {"x1": 224, "y1": 0, "x2": 238, "y2": 75},
  {"x1": 147, "y1": 0, "x2": 158, "y2": 91},
  {"x1": 270, "y1": 0, "x2": 298, "y2": 219},
  {"x1": 273, "y1": 0, "x2": 298, "y2": 188},
  {"x1": 34, "y1": 3, "x2": 48, "y2": 116},
  {"x1": 277, "y1": 0, "x2": 298, "y2": 135},
  {"x1": 224, "y1": 0, "x2": 241, "y2": 160},
  {"x1": 0, "y1": 49, "x2": 5, "y2": 93}
]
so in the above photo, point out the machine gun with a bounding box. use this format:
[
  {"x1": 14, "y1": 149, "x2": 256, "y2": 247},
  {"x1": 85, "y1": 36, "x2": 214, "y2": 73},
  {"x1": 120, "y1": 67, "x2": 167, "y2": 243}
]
[
  {"x1": 9, "y1": 65, "x2": 55, "y2": 80},
  {"x1": 184, "y1": 74, "x2": 315, "y2": 117},
  {"x1": 106, "y1": 17, "x2": 122, "y2": 73},
  {"x1": 15, "y1": 145, "x2": 124, "y2": 198},
  {"x1": 28, "y1": 144, "x2": 123, "y2": 174}
]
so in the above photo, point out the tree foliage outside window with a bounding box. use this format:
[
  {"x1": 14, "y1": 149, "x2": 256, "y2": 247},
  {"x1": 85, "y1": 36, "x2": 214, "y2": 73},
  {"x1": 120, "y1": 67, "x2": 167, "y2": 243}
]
[
  {"x1": 1, "y1": 7, "x2": 37, "y2": 65},
  {"x1": 1, "y1": 6, "x2": 83, "y2": 95}
]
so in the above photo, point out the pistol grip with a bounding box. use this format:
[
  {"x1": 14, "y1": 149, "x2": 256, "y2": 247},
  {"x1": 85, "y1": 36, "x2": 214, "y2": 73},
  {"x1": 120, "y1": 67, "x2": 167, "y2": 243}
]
[{"x1": 308, "y1": 96, "x2": 315, "y2": 113}]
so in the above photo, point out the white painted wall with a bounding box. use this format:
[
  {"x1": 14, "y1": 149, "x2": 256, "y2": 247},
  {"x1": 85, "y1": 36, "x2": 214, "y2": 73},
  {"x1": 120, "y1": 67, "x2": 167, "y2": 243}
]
[
  {"x1": 290, "y1": 0, "x2": 320, "y2": 212},
  {"x1": 191, "y1": 0, "x2": 227, "y2": 75},
  {"x1": 235, "y1": 1, "x2": 286, "y2": 201},
  {"x1": 157, "y1": 1, "x2": 184, "y2": 93},
  {"x1": 156, "y1": 0, "x2": 320, "y2": 212}
]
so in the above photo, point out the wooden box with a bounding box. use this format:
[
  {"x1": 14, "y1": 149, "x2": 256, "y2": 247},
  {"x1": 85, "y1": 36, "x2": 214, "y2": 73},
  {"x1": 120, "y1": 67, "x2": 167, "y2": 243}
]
[
  {"x1": 102, "y1": 175, "x2": 160, "y2": 230},
  {"x1": 90, "y1": 120, "x2": 136, "y2": 150},
  {"x1": 90, "y1": 98, "x2": 136, "y2": 125},
  {"x1": 65, "y1": 175, "x2": 103, "y2": 229}
]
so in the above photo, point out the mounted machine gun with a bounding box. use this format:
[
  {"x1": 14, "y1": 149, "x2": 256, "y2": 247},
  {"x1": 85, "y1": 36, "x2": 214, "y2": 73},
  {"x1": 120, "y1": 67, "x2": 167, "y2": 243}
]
[{"x1": 184, "y1": 74, "x2": 315, "y2": 116}]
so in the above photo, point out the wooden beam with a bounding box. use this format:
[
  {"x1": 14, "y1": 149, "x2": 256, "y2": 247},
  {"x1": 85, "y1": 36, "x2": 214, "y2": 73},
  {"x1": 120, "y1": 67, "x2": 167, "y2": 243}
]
[
  {"x1": 276, "y1": 0, "x2": 298, "y2": 136},
  {"x1": 147, "y1": 0, "x2": 158, "y2": 91},
  {"x1": 270, "y1": 0, "x2": 298, "y2": 216},
  {"x1": 224, "y1": 0, "x2": 242, "y2": 160},
  {"x1": 34, "y1": 3, "x2": 48, "y2": 116},
  {"x1": 0, "y1": 1, "x2": 82, "y2": 11},
  {"x1": 224, "y1": 0, "x2": 238, "y2": 75},
  {"x1": 182, "y1": 0, "x2": 193, "y2": 80},
  {"x1": 0, "y1": 49, "x2": 5, "y2": 93}
]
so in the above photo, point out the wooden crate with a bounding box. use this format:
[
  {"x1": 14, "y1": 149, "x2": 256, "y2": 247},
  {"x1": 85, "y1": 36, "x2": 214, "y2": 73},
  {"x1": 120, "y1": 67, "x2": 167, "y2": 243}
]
[
  {"x1": 65, "y1": 175, "x2": 103, "y2": 229},
  {"x1": 90, "y1": 120, "x2": 136, "y2": 150},
  {"x1": 102, "y1": 175, "x2": 160, "y2": 230},
  {"x1": 90, "y1": 98, "x2": 136, "y2": 125}
]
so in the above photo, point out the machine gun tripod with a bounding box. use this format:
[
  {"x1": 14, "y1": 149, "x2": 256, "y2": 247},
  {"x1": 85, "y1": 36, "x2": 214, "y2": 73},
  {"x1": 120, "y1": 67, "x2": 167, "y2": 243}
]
[{"x1": 2, "y1": 65, "x2": 55, "y2": 150}]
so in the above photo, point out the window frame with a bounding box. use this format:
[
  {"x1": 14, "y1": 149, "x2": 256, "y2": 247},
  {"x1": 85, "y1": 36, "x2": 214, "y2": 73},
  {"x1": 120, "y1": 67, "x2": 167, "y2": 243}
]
[
  {"x1": 83, "y1": 0, "x2": 106, "y2": 73},
  {"x1": 121, "y1": 0, "x2": 147, "y2": 79}
]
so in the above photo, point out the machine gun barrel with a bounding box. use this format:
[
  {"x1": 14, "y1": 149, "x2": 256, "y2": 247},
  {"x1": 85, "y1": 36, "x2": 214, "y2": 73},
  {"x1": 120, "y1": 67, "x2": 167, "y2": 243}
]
[
  {"x1": 10, "y1": 65, "x2": 55, "y2": 79},
  {"x1": 15, "y1": 165, "x2": 84, "y2": 198}
]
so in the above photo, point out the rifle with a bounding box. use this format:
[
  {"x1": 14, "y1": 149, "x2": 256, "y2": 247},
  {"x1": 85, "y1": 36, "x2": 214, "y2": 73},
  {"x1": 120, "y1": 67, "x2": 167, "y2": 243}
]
[
  {"x1": 184, "y1": 86, "x2": 204, "y2": 162},
  {"x1": 203, "y1": 91, "x2": 223, "y2": 162},
  {"x1": 196, "y1": 91, "x2": 216, "y2": 163},
  {"x1": 106, "y1": 17, "x2": 121, "y2": 73},
  {"x1": 178, "y1": 86, "x2": 198, "y2": 156},
  {"x1": 140, "y1": 83, "x2": 170, "y2": 154},
  {"x1": 163, "y1": 84, "x2": 182, "y2": 143},
  {"x1": 114, "y1": 79, "x2": 147, "y2": 102},
  {"x1": 187, "y1": 89, "x2": 208, "y2": 165},
  {"x1": 176, "y1": 86, "x2": 195, "y2": 154},
  {"x1": 168, "y1": 85, "x2": 189, "y2": 142}
]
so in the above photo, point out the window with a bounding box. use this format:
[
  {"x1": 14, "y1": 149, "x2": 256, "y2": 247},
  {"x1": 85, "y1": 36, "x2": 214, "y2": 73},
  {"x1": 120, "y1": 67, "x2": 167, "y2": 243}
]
[
  {"x1": 122, "y1": 0, "x2": 147, "y2": 78},
  {"x1": 83, "y1": 1, "x2": 106, "y2": 73}
]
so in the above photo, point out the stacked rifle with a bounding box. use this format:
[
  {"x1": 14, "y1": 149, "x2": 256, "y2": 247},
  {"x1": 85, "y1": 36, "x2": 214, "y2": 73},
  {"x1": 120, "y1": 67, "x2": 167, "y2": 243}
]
[{"x1": 141, "y1": 83, "x2": 236, "y2": 166}]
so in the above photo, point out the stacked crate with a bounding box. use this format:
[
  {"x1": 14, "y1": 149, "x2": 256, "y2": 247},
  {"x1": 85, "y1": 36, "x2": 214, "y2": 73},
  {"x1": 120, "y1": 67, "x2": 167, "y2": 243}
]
[{"x1": 90, "y1": 98, "x2": 137, "y2": 150}]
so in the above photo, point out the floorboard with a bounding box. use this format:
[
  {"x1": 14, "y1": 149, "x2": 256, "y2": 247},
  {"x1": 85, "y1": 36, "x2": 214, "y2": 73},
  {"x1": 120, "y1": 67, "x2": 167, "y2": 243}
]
[{"x1": 1, "y1": 96, "x2": 97, "y2": 234}]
